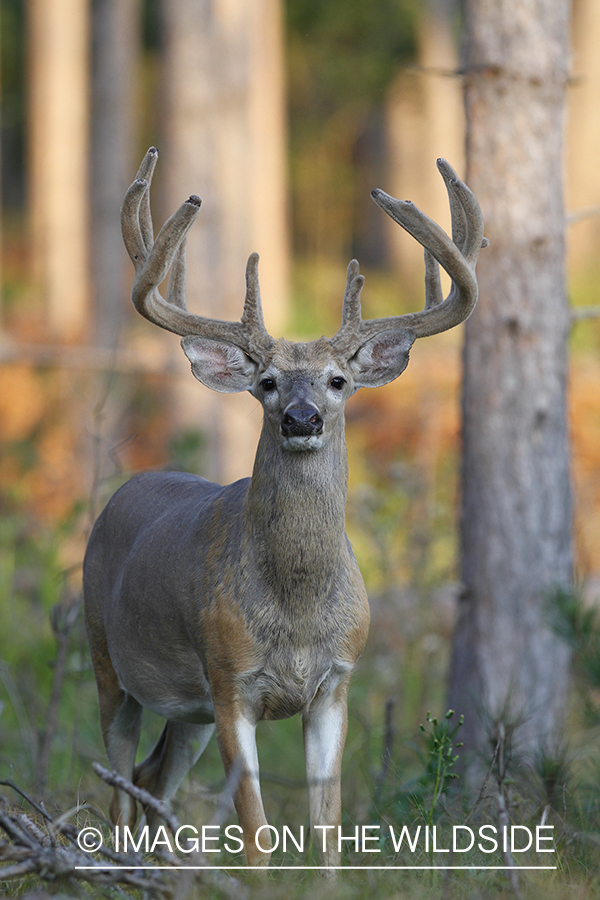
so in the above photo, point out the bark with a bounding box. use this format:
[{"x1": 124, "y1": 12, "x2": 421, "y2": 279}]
[
  {"x1": 448, "y1": 0, "x2": 572, "y2": 760},
  {"x1": 90, "y1": 0, "x2": 141, "y2": 348}
]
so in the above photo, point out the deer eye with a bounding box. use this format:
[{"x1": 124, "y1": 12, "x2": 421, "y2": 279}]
[
  {"x1": 330, "y1": 376, "x2": 346, "y2": 391},
  {"x1": 261, "y1": 377, "x2": 277, "y2": 393}
]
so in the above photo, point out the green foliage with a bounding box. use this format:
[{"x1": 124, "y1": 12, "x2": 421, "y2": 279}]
[
  {"x1": 285, "y1": 1, "x2": 419, "y2": 266},
  {"x1": 346, "y1": 451, "x2": 460, "y2": 595},
  {"x1": 286, "y1": 0, "x2": 417, "y2": 112},
  {"x1": 168, "y1": 428, "x2": 209, "y2": 477},
  {"x1": 411, "y1": 709, "x2": 463, "y2": 827},
  {"x1": 0, "y1": 0, "x2": 26, "y2": 210},
  {"x1": 547, "y1": 587, "x2": 600, "y2": 723},
  {"x1": 0, "y1": 504, "x2": 98, "y2": 791}
]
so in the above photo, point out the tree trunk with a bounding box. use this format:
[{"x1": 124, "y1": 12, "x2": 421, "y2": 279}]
[
  {"x1": 27, "y1": 0, "x2": 90, "y2": 341},
  {"x1": 384, "y1": 0, "x2": 463, "y2": 286},
  {"x1": 448, "y1": 0, "x2": 572, "y2": 761},
  {"x1": 90, "y1": 0, "x2": 141, "y2": 348},
  {"x1": 160, "y1": 0, "x2": 288, "y2": 484}
]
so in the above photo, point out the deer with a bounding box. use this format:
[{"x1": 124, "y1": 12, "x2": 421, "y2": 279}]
[{"x1": 83, "y1": 147, "x2": 485, "y2": 870}]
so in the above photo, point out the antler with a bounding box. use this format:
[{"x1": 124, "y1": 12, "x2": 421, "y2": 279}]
[
  {"x1": 121, "y1": 147, "x2": 274, "y2": 360},
  {"x1": 331, "y1": 158, "x2": 486, "y2": 357}
]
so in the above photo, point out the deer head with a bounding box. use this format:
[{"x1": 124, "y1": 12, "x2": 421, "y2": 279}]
[{"x1": 121, "y1": 148, "x2": 486, "y2": 456}]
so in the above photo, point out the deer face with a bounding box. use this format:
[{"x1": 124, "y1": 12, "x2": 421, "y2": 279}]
[
  {"x1": 180, "y1": 329, "x2": 414, "y2": 452},
  {"x1": 253, "y1": 339, "x2": 351, "y2": 452},
  {"x1": 181, "y1": 335, "x2": 351, "y2": 452}
]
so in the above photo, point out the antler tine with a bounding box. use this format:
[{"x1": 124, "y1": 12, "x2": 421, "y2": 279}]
[
  {"x1": 329, "y1": 261, "x2": 365, "y2": 356},
  {"x1": 342, "y1": 260, "x2": 365, "y2": 326},
  {"x1": 122, "y1": 149, "x2": 275, "y2": 359},
  {"x1": 448, "y1": 175, "x2": 489, "y2": 264},
  {"x1": 121, "y1": 177, "x2": 152, "y2": 268},
  {"x1": 121, "y1": 148, "x2": 159, "y2": 267},
  {"x1": 129, "y1": 195, "x2": 202, "y2": 328},
  {"x1": 437, "y1": 158, "x2": 467, "y2": 253},
  {"x1": 422, "y1": 159, "x2": 468, "y2": 311},
  {"x1": 165, "y1": 239, "x2": 188, "y2": 311},
  {"x1": 331, "y1": 160, "x2": 485, "y2": 355},
  {"x1": 424, "y1": 249, "x2": 444, "y2": 310},
  {"x1": 366, "y1": 160, "x2": 484, "y2": 340},
  {"x1": 241, "y1": 253, "x2": 275, "y2": 357},
  {"x1": 135, "y1": 146, "x2": 158, "y2": 252}
]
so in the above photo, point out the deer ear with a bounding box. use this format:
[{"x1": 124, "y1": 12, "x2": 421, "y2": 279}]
[
  {"x1": 350, "y1": 329, "x2": 415, "y2": 389},
  {"x1": 181, "y1": 336, "x2": 258, "y2": 393}
]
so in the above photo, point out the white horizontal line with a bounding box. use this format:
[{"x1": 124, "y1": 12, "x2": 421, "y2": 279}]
[{"x1": 75, "y1": 865, "x2": 557, "y2": 871}]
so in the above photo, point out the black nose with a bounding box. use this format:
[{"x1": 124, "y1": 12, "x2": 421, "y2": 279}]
[{"x1": 281, "y1": 405, "x2": 324, "y2": 437}]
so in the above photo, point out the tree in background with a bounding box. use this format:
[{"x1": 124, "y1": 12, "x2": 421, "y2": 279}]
[
  {"x1": 285, "y1": 0, "x2": 417, "y2": 272},
  {"x1": 448, "y1": 0, "x2": 572, "y2": 762},
  {"x1": 90, "y1": 0, "x2": 141, "y2": 348},
  {"x1": 27, "y1": 0, "x2": 89, "y2": 341},
  {"x1": 159, "y1": 0, "x2": 289, "y2": 484}
]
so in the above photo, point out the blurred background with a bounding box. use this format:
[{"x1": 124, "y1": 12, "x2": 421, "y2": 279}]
[
  {"x1": 3, "y1": 0, "x2": 600, "y2": 575},
  {"x1": 1, "y1": 0, "x2": 600, "y2": 875}
]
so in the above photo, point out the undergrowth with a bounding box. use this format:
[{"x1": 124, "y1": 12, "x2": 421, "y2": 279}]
[{"x1": 0, "y1": 506, "x2": 599, "y2": 897}]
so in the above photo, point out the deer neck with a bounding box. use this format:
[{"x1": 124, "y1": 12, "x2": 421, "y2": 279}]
[{"x1": 245, "y1": 425, "x2": 349, "y2": 600}]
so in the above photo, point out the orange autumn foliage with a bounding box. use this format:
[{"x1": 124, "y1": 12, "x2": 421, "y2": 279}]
[{"x1": 0, "y1": 336, "x2": 599, "y2": 576}]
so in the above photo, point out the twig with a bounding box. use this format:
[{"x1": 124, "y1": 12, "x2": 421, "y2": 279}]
[
  {"x1": 34, "y1": 597, "x2": 82, "y2": 793},
  {"x1": 495, "y1": 723, "x2": 521, "y2": 898},
  {"x1": 91, "y1": 764, "x2": 248, "y2": 899},
  {"x1": 571, "y1": 305, "x2": 600, "y2": 322},
  {"x1": 567, "y1": 205, "x2": 600, "y2": 224},
  {"x1": 92, "y1": 763, "x2": 180, "y2": 836},
  {"x1": 0, "y1": 805, "x2": 38, "y2": 849},
  {"x1": 0, "y1": 338, "x2": 178, "y2": 376},
  {"x1": 0, "y1": 779, "x2": 53, "y2": 823},
  {"x1": 573, "y1": 304, "x2": 600, "y2": 323},
  {"x1": 463, "y1": 736, "x2": 501, "y2": 826},
  {"x1": 0, "y1": 782, "x2": 247, "y2": 899},
  {"x1": 375, "y1": 697, "x2": 396, "y2": 801},
  {"x1": 0, "y1": 860, "x2": 39, "y2": 879}
]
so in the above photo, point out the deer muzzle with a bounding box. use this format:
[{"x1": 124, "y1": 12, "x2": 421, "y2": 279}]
[{"x1": 281, "y1": 403, "x2": 324, "y2": 438}]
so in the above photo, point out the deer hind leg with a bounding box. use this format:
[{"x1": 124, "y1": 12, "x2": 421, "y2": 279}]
[
  {"x1": 87, "y1": 630, "x2": 143, "y2": 830},
  {"x1": 99, "y1": 686, "x2": 143, "y2": 830},
  {"x1": 133, "y1": 721, "x2": 214, "y2": 835}
]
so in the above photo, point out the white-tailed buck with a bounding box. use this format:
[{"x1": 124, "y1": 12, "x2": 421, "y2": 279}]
[{"x1": 84, "y1": 148, "x2": 484, "y2": 868}]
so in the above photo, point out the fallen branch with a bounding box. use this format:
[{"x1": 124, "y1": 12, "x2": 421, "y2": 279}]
[
  {"x1": 92, "y1": 761, "x2": 247, "y2": 898},
  {"x1": 0, "y1": 772, "x2": 247, "y2": 900},
  {"x1": 571, "y1": 306, "x2": 600, "y2": 322},
  {"x1": 93, "y1": 763, "x2": 180, "y2": 836}
]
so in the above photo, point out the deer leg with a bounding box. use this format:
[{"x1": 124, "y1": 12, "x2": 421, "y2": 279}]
[
  {"x1": 99, "y1": 686, "x2": 143, "y2": 830},
  {"x1": 86, "y1": 604, "x2": 143, "y2": 829},
  {"x1": 215, "y1": 711, "x2": 271, "y2": 867},
  {"x1": 134, "y1": 720, "x2": 214, "y2": 835},
  {"x1": 303, "y1": 679, "x2": 350, "y2": 871}
]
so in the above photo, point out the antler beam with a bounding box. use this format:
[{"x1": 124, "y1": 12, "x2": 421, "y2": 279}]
[{"x1": 121, "y1": 147, "x2": 274, "y2": 360}]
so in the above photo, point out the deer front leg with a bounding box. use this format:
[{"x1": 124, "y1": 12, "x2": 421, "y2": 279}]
[
  {"x1": 303, "y1": 677, "x2": 350, "y2": 872},
  {"x1": 215, "y1": 709, "x2": 271, "y2": 867}
]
